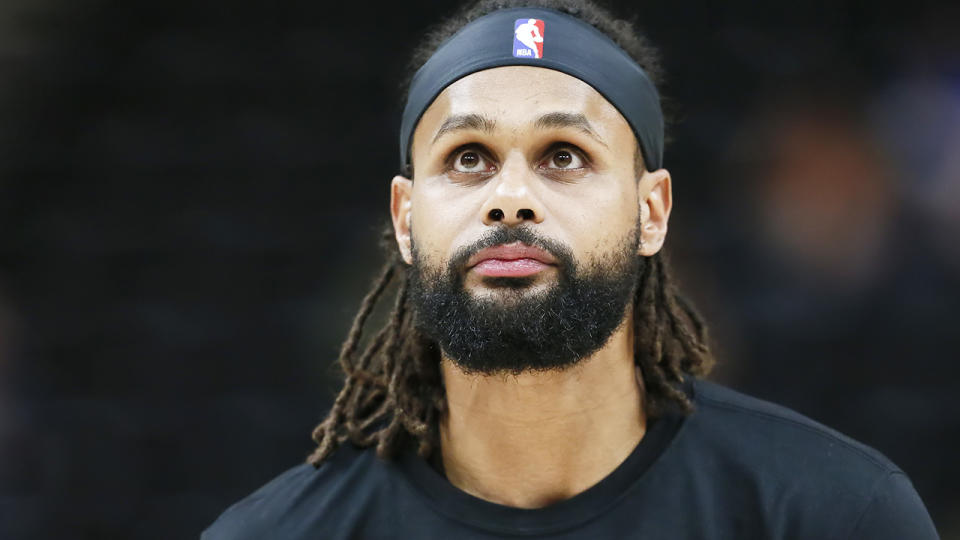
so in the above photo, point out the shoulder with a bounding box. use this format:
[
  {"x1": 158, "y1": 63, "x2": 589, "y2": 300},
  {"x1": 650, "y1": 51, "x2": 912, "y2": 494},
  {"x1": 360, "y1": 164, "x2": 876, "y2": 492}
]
[
  {"x1": 201, "y1": 463, "x2": 316, "y2": 540},
  {"x1": 683, "y1": 379, "x2": 938, "y2": 538},
  {"x1": 690, "y1": 378, "x2": 899, "y2": 474},
  {"x1": 201, "y1": 444, "x2": 385, "y2": 540}
]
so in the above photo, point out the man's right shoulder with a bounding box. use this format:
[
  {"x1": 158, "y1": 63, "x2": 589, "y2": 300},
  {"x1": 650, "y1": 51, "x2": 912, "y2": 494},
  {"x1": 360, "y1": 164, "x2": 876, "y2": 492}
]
[{"x1": 201, "y1": 443, "x2": 380, "y2": 540}]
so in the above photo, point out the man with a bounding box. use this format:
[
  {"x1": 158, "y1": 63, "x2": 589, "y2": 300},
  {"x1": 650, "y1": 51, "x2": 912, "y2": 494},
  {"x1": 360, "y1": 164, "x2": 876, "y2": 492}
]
[{"x1": 203, "y1": 1, "x2": 939, "y2": 538}]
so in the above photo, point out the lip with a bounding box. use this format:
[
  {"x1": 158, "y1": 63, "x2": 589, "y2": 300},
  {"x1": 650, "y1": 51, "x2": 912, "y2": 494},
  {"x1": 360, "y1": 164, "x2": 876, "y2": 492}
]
[{"x1": 466, "y1": 242, "x2": 558, "y2": 277}]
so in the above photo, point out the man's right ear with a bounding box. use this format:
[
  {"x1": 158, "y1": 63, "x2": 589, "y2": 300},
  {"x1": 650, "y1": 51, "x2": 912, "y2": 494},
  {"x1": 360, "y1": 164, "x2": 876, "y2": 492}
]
[{"x1": 390, "y1": 175, "x2": 414, "y2": 265}]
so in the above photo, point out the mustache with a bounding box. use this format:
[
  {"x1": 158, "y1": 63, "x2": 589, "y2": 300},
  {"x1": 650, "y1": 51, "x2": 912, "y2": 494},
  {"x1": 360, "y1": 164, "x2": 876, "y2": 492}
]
[{"x1": 447, "y1": 225, "x2": 576, "y2": 276}]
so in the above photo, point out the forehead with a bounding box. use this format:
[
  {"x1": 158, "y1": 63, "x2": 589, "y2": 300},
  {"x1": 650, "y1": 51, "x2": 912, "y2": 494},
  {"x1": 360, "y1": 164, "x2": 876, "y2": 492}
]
[{"x1": 413, "y1": 65, "x2": 632, "y2": 145}]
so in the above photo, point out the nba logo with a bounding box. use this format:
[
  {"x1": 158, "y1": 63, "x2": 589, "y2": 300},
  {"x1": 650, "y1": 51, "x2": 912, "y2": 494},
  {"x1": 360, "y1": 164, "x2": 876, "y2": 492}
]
[{"x1": 513, "y1": 18, "x2": 545, "y2": 59}]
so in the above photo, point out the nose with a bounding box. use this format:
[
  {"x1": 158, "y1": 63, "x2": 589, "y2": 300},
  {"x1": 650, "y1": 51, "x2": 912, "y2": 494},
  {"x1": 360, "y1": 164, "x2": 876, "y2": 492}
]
[{"x1": 482, "y1": 156, "x2": 545, "y2": 226}]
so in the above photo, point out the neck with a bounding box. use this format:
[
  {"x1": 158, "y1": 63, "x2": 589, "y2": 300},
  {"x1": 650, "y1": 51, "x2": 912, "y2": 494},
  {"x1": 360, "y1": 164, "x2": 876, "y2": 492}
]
[{"x1": 438, "y1": 318, "x2": 646, "y2": 509}]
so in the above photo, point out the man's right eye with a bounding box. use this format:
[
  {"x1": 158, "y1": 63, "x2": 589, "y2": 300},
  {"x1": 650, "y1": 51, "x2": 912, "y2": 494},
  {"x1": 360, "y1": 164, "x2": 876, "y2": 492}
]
[{"x1": 451, "y1": 149, "x2": 493, "y2": 173}]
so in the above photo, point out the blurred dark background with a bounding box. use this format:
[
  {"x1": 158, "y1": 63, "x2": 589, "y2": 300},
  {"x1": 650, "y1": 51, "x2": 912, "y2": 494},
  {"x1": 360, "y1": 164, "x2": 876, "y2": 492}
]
[{"x1": 0, "y1": 0, "x2": 957, "y2": 538}]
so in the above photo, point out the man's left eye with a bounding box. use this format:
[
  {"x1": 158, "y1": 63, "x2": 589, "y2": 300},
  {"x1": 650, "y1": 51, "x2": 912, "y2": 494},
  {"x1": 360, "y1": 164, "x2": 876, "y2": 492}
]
[{"x1": 543, "y1": 148, "x2": 584, "y2": 169}]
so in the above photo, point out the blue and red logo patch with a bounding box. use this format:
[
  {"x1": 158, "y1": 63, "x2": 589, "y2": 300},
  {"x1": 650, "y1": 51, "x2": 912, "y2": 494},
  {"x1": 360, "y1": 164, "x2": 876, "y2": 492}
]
[{"x1": 513, "y1": 18, "x2": 545, "y2": 59}]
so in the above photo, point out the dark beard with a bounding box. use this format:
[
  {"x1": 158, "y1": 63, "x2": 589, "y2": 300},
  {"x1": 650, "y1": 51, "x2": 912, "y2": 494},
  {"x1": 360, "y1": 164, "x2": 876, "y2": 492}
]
[{"x1": 407, "y1": 224, "x2": 643, "y2": 375}]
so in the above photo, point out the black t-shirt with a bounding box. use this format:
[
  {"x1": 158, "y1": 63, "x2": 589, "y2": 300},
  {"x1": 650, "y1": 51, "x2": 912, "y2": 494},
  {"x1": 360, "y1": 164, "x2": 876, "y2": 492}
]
[{"x1": 202, "y1": 380, "x2": 938, "y2": 539}]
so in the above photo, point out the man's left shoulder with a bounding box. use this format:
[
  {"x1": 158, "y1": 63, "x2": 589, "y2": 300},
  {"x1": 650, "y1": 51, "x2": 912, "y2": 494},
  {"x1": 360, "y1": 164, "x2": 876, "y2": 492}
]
[
  {"x1": 684, "y1": 379, "x2": 939, "y2": 538},
  {"x1": 690, "y1": 379, "x2": 896, "y2": 474}
]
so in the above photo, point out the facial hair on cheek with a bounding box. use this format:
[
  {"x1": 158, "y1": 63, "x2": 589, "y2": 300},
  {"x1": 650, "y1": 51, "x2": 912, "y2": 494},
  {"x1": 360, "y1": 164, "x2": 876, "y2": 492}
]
[{"x1": 407, "y1": 223, "x2": 643, "y2": 375}]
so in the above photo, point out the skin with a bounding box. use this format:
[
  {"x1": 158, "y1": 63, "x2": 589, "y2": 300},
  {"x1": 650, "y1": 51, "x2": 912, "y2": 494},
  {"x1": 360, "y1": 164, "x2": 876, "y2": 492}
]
[{"x1": 390, "y1": 66, "x2": 673, "y2": 508}]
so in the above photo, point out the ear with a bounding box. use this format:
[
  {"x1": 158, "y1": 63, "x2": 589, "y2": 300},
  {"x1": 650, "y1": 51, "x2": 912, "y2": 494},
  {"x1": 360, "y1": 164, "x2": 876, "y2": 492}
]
[
  {"x1": 636, "y1": 168, "x2": 672, "y2": 256},
  {"x1": 390, "y1": 175, "x2": 414, "y2": 265}
]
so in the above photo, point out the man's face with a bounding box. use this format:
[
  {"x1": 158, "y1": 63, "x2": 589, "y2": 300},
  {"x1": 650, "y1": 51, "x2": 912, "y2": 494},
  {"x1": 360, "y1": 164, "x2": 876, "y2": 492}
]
[{"x1": 391, "y1": 66, "x2": 672, "y2": 373}]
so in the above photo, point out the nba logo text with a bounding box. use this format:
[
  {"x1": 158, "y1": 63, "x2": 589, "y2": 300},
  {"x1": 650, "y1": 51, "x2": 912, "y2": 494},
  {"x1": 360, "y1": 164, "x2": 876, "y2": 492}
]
[{"x1": 513, "y1": 18, "x2": 545, "y2": 59}]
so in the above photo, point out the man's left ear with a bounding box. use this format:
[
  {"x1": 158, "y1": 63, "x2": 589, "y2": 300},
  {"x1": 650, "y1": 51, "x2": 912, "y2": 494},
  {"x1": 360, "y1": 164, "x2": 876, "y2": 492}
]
[{"x1": 637, "y1": 168, "x2": 673, "y2": 256}]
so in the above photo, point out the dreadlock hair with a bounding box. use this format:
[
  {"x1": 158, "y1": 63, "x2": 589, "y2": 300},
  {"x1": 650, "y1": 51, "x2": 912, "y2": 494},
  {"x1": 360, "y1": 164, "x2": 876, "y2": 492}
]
[{"x1": 308, "y1": 0, "x2": 714, "y2": 467}]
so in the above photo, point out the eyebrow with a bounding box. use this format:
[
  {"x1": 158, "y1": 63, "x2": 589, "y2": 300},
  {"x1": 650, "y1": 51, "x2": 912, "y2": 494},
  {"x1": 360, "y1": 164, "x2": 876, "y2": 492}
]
[
  {"x1": 431, "y1": 113, "x2": 497, "y2": 144},
  {"x1": 430, "y1": 111, "x2": 608, "y2": 148},
  {"x1": 533, "y1": 112, "x2": 608, "y2": 148}
]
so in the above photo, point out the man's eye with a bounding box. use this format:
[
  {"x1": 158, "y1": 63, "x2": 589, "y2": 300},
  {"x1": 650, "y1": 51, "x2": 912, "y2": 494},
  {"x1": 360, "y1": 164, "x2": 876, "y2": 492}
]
[
  {"x1": 544, "y1": 148, "x2": 585, "y2": 169},
  {"x1": 452, "y1": 150, "x2": 492, "y2": 172}
]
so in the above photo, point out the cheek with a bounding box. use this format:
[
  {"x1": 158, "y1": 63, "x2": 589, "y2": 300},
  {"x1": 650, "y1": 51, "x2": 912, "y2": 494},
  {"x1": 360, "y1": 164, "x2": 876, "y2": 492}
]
[
  {"x1": 545, "y1": 178, "x2": 639, "y2": 254},
  {"x1": 410, "y1": 179, "x2": 482, "y2": 266}
]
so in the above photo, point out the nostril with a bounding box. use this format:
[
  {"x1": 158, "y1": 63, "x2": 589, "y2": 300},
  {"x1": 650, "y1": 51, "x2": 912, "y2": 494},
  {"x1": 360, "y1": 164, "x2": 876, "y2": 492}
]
[
  {"x1": 517, "y1": 208, "x2": 535, "y2": 220},
  {"x1": 488, "y1": 208, "x2": 505, "y2": 221}
]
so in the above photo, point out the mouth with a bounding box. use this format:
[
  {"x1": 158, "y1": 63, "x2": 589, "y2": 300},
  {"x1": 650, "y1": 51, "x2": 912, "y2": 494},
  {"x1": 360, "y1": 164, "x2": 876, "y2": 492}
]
[{"x1": 466, "y1": 242, "x2": 558, "y2": 278}]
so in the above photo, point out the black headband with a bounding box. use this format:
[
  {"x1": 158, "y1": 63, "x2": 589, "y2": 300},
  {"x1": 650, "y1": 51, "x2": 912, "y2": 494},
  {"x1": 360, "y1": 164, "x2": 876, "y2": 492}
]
[{"x1": 399, "y1": 7, "x2": 664, "y2": 173}]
